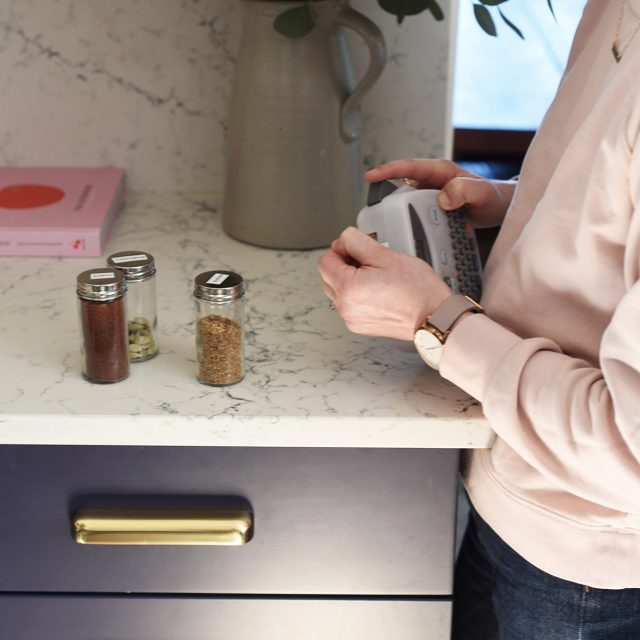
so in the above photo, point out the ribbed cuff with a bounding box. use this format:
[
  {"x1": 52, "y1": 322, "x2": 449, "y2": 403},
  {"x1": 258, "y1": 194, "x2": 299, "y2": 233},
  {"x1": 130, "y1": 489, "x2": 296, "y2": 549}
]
[{"x1": 439, "y1": 312, "x2": 522, "y2": 402}]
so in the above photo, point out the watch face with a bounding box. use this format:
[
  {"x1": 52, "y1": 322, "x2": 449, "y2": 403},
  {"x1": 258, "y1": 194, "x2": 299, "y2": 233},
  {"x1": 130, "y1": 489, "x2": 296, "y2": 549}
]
[{"x1": 414, "y1": 328, "x2": 443, "y2": 370}]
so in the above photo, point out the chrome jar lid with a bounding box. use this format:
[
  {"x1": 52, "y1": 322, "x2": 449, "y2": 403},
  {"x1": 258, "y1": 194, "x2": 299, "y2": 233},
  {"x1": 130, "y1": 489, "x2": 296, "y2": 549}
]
[
  {"x1": 76, "y1": 268, "x2": 127, "y2": 301},
  {"x1": 194, "y1": 270, "x2": 245, "y2": 303},
  {"x1": 107, "y1": 251, "x2": 156, "y2": 282}
]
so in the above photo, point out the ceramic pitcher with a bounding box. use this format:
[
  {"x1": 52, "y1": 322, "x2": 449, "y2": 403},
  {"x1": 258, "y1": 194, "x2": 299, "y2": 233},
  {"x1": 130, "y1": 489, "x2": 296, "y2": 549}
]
[{"x1": 223, "y1": 0, "x2": 386, "y2": 249}]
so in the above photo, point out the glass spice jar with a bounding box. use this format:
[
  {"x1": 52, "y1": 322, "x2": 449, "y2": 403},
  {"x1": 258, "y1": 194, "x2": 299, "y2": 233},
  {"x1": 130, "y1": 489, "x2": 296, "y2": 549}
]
[
  {"x1": 76, "y1": 267, "x2": 129, "y2": 384},
  {"x1": 194, "y1": 270, "x2": 245, "y2": 386},
  {"x1": 107, "y1": 251, "x2": 159, "y2": 362}
]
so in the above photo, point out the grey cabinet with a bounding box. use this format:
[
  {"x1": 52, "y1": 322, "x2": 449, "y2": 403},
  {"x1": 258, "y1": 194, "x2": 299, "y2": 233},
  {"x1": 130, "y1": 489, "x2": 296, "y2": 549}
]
[
  {"x1": 0, "y1": 445, "x2": 458, "y2": 638},
  {"x1": 0, "y1": 596, "x2": 452, "y2": 640}
]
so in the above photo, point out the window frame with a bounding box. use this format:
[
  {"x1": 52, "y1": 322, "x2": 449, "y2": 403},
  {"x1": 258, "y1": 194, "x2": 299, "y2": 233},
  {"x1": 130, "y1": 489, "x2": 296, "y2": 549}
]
[{"x1": 453, "y1": 128, "x2": 535, "y2": 161}]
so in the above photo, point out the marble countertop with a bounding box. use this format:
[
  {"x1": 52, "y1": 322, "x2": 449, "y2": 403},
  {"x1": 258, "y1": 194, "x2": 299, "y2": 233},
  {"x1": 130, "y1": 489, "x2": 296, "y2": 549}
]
[{"x1": 0, "y1": 191, "x2": 493, "y2": 448}]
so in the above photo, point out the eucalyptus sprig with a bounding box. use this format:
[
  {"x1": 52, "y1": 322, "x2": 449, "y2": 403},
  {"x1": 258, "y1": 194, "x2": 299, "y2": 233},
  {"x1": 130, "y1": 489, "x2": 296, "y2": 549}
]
[
  {"x1": 274, "y1": 0, "x2": 555, "y2": 40},
  {"x1": 472, "y1": 0, "x2": 556, "y2": 39}
]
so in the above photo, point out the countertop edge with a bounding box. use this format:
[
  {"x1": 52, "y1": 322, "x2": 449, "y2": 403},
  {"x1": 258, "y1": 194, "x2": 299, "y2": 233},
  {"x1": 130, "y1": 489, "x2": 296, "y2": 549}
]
[{"x1": 0, "y1": 414, "x2": 495, "y2": 449}]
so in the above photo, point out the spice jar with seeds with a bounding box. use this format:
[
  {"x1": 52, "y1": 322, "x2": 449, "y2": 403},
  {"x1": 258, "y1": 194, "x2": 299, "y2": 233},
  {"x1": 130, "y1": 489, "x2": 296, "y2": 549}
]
[
  {"x1": 194, "y1": 270, "x2": 245, "y2": 386},
  {"x1": 76, "y1": 267, "x2": 129, "y2": 384},
  {"x1": 107, "y1": 251, "x2": 159, "y2": 362}
]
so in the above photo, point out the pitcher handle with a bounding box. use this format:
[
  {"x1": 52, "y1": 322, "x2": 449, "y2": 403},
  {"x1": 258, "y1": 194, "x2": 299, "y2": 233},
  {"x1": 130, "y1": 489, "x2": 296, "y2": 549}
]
[{"x1": 330, "y1": 7, "x2": 386, "y2": 143}]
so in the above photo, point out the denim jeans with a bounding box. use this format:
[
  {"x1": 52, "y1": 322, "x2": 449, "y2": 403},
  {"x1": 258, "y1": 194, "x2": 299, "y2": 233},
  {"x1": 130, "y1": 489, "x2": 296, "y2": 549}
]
[{"x1": 451, "y1": 504, "x2": 640, "y2": 640}]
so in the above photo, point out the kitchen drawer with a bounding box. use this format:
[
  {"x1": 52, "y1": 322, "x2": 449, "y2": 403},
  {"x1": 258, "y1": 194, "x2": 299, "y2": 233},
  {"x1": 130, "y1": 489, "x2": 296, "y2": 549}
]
[
  {"x1": 0, "y1": 595, "x2": 452, "y2": 640},
  {"x1": 0, "y1": 445, "x2": 459, "y2": 595}
]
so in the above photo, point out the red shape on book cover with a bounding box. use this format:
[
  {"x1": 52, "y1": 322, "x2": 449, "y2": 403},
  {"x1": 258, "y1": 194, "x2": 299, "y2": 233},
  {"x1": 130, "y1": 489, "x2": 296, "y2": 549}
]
[
  {"x1": 0, "y1": 167, "x2": 126, "y2": 257},
  {"x1": 0, "y1": 184, "x2": 66, "y2": 209}
]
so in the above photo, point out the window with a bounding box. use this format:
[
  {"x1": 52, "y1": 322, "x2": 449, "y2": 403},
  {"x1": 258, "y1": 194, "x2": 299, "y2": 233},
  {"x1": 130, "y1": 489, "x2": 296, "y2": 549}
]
[
  {"x1": 451, "y1": 0, "x2": 587, "y2": 261},
  {"x1": 453, "y1": 0, "x2": 587, "y2": 131}
]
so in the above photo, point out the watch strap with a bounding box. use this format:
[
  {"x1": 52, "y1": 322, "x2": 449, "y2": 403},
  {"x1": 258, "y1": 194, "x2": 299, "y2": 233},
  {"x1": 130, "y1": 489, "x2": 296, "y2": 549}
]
[{"x1": 425, "y1": 294, "x2": 484, "y2": 340}]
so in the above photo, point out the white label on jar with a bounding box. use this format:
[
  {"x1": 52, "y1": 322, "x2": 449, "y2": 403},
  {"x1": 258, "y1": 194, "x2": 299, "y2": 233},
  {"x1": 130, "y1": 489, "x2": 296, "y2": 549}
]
[
  {"x1": 90, "y1": 272, "x2": 115, "y2": 280},
  {"x1": 111, "y1": 254, "x2": 148, "y2": 264},
  {"x1": 207, "y1": 273, "x2": 229, "y2": 285}
]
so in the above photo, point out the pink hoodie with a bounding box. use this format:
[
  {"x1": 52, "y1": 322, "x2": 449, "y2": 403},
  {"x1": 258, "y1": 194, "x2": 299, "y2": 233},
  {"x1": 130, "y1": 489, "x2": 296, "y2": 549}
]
[{"x1": 440, "y1": 0, "x2": 640, "y2": 589}]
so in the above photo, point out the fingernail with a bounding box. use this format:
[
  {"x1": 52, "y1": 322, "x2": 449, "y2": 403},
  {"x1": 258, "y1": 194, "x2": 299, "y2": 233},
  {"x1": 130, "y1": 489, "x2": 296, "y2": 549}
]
[{"x1": 438, "y1": 192, "x2": 451, "y2": 209}]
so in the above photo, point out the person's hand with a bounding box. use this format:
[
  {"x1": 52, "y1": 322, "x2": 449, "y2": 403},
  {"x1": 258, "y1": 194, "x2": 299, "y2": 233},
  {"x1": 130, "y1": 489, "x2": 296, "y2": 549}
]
[
  {"x1": 365, "y1": 158, "x2": 516, "y2": 229},
  {"x1": 317, "y1": 226, "x2": 452, "y2": 341}
]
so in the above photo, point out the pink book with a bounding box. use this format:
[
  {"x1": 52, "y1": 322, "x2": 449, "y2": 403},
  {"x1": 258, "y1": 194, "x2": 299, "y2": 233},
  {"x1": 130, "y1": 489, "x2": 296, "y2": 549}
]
[{"x1": 0, "y1": 167, "x2": 126, "y2": 257}]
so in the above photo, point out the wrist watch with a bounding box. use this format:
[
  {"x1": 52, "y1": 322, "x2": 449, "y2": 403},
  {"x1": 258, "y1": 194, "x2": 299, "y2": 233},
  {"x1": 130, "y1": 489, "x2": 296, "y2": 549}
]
[{"x1": 414, "y1": 294, "x2": 484, "y2": 370}]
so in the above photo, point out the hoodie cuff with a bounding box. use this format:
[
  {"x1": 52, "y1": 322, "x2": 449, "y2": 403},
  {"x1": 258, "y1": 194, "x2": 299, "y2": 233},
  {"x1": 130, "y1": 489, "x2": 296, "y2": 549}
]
[{"x1": 439, "y1": 312, "x2": 522, "y2": 402}]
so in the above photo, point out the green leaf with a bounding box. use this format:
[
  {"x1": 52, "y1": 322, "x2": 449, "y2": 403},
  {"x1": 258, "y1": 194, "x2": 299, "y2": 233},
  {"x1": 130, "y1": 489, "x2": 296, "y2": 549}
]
[
  {"x1": 378, "y1": 0, "x2": 431, "y2": 24},
  {"x1": 479, "y1": 0, "x2": 509, "y2": 5},
  {"x1": 273, "y1": 5, "x2": 317, "y2": 39},
  {"x1": 473, "y1": 3, "x2": 497, "y2": 36},
  {"x1": 426, "y1": 0, "x2": 445, "y2": 21},
  {"x1": 546, "y1": 0, "x2": 557, "y2": 22},
  {"x1": 498, "y1": 7, "x2": 524, "y2": 40}
]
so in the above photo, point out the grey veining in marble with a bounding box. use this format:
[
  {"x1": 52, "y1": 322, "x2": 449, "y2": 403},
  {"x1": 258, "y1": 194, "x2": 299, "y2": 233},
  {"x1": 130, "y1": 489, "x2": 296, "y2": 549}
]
[{"x1": 0, "y1": 0, "x2": 454, "y2": 191}]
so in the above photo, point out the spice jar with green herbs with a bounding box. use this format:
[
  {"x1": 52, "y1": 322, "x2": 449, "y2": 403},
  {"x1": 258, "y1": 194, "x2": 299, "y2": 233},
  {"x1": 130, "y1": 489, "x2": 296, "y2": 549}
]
[
  {"x1": 194, "y1": 270, "x2": 245, "y2": 386},
  {"x1": 107, "y1": 251, "x2": 159, "y2": 362},
  {"x1": 76, "y1": 267, "x2": 129, "y2": 383}
]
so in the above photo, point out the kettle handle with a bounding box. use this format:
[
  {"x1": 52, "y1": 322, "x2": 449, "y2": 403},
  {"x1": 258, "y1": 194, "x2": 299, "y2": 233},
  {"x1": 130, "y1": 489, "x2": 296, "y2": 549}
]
[{"x1": 330, "y1": 7, "x2": 386, "y2": 143}]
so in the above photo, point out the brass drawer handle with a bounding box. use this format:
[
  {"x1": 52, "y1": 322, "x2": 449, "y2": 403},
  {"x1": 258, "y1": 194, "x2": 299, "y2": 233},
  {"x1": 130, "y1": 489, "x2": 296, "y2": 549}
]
[{"x1": 73, "y1": 508, "x2": 253, "y2": 546}]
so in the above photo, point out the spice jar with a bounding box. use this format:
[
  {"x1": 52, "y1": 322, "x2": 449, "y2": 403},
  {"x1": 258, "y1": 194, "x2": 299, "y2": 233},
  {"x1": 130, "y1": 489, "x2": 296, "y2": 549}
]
[
  {"x1": 194, "y1": 270, "x2": 245, "y2": 386},
  {"x1": 76, "y1": 267, "x2": 129, "y2": 384},
  {"x1": 107, "y1": 251, "x2": 159, "y2": 362}
]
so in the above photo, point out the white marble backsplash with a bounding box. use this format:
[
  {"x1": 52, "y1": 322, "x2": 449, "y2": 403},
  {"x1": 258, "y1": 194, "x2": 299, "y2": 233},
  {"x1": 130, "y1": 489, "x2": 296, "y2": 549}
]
[{"x1": 0, "y1": 0, "x2": 454, "y2": 191}]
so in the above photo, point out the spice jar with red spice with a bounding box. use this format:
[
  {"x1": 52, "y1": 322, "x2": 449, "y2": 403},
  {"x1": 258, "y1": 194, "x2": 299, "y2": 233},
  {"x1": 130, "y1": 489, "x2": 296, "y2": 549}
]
[{"x1": 76, "y1": 267, "x2": 130, "y2": 383}]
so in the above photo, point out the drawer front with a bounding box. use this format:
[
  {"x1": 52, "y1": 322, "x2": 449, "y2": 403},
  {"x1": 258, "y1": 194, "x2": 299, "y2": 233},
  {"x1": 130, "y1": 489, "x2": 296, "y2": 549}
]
[
  {"x1": 0, "y1": 595, "x2": 451, "y2": 640},
  {"x1": 0, "y1": 445, "x2": 458, "y2": 595}
]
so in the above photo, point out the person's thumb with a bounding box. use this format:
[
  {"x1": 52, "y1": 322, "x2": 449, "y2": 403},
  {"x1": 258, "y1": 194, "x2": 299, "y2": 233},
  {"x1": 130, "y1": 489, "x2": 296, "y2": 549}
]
[
  {"x1": 438, "y1": 176, "x2": 494, "y2": 211},
  {"x1": 332, "y1": 226, "x2": 384, "y2": 266}
]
